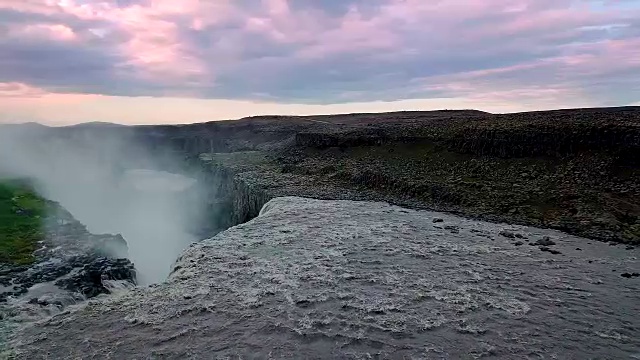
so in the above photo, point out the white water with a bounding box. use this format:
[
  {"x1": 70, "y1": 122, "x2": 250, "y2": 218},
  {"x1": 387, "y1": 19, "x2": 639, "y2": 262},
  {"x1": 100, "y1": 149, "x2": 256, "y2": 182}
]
[
  {"x1": 0, "y1": 128, "x2": 204, "y2": 286},
  {"x1": 59, "y1": 169, "x2": 199, "y2": 285},
  {"x1": 12, "y1": 197, "x2": 640, "y2": 359}
]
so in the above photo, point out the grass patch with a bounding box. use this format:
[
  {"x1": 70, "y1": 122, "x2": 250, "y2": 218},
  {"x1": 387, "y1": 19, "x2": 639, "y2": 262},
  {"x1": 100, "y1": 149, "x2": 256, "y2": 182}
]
[{"x1": 0, "y1": 179, "x2": 46, "y2": 265}]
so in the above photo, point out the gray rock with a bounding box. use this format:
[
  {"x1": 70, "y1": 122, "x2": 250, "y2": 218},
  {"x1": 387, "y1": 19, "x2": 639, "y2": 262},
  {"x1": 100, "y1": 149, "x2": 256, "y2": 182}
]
[
  {"x1": 499, "y1": 230, "x2": 516, "y2": 239},
  {"x1": 534, "y1": 236, "x2": 556, "y2": 246},
  {"x1": 621, "y1": 272, "x2": 639, "y2": 278},
  {"x1": 444, "y1": 225, "x2": 460, "y2": 234},
  {"x1": 1, "y1": 201, "x2": 135, "y2": 306},
  {"x1": 540, "y1": 246, "x2": 562, "y2": 255}
]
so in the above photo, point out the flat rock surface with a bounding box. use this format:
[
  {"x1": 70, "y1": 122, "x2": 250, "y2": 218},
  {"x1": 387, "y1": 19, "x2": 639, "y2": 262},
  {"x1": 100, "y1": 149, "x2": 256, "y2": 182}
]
[{"x1": 9, "y1": 197, "x2": 640, "y2": 359}]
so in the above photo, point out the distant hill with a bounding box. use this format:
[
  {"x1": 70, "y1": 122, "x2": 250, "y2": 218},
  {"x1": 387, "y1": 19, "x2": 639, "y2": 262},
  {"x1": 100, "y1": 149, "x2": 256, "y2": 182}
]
[
  {"x1": 62, "y1": 121, "x2": 127, "y2": 128},
  {"x1": 2, "y1": 106, "x2": 639, "y2": 128}
]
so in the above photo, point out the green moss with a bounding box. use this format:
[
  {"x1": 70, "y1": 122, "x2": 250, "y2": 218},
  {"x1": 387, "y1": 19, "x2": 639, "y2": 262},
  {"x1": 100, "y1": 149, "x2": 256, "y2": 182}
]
[{"x1": 0, "y1": 179, "x2": 46, "y2": 265}]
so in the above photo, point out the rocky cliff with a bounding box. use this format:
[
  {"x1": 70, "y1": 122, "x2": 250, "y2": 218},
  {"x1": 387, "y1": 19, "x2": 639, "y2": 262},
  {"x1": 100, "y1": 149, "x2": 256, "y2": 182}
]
[
  {"x1": 0, "y1": 199, "x2": 136, "y2": 354},
  {"x1": 194, "y1": 157, "x2": 273, "y2": 230},
  {"x1": 189, "y1": 107, "x2": 640, "y2": 244},
  {"x1": 3, "y1": 107, "x2": 639, "y2": 244}
]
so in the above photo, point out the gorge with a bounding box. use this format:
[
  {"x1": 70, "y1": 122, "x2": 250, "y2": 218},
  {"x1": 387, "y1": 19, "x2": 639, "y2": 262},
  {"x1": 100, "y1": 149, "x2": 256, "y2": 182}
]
[{"x1": 0, "y1": 107, "x2": 639, "y2": 358}]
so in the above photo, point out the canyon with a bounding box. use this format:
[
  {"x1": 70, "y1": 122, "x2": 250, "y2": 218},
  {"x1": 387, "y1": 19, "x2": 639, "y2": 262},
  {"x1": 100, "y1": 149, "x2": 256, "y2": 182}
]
[{"x1": 0, "y1": 106, "x2": 639, "y2": 358}]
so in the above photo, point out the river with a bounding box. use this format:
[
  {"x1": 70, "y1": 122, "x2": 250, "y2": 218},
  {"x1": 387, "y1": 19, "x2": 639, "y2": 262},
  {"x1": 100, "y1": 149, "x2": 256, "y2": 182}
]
[{"x1": 10, "y1": 197, "x2": 640, "y2": 358}]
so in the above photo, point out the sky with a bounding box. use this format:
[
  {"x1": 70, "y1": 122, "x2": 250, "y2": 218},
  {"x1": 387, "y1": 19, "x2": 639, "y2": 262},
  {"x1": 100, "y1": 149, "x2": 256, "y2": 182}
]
[{"x1": 1, "y1": 0, "x2": 639, "y2": 125}]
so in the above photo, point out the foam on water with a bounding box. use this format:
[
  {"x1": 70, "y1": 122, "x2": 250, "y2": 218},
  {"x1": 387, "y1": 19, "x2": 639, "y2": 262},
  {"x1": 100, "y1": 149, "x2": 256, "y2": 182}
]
[{"x1": 9, "y1": 197, "x2": 640, "y2": 359}]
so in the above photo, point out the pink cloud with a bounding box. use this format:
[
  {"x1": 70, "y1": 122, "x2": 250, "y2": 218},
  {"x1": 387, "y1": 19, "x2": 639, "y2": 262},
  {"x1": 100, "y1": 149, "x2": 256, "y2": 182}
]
[
  {"x1": 0, "y1": 0, "x2": 60, "y2": 16},
  {"x1": 0, "y1": 0, "x2": 216, "y2": 81},
  {"x1": 419, "y1": 78, "x2": 587, "y2": 111},
  {"x1": 5, "y1": 0, "x2": 633, "y2": 72},
  {"x1": 359, "y1": 0, "x2": 639, "y2": 56},
  {"x1": 410, "y1": 34, "x2": 640, "y2": 109},
  {"x1": 263, "y1": 0, "x2": 290, "y2": 17},
  {"x1": 7, "y1": 23, "x2": 77, "y2": 41},
  {"x1": 295, "y1": 9, "x2": 399, "y2": 59},
  {"x1": 424, "y1": 36, "x2": 640, "y2": 83},
  {"x1": 0, "y1": 82, "x2": 48, "y2": 98},
  {"x1": 545, "y1": 37, "x2": 640, "y2": 78},
  {"x1": 113, "y1": 7, "x2": 204, "y2": 79},
  {"x1": 1, "y1": 0, "x2": 638, "y2": 107},
  {"x1": 104, "y1": 0, "x2": 245, "y2": 82},
  {"x1": 241, "y1": 3, "x2": 400, "y2": 58},
  {"x1": 242, "y1": 1, "x2": 330, "y2": 45}
]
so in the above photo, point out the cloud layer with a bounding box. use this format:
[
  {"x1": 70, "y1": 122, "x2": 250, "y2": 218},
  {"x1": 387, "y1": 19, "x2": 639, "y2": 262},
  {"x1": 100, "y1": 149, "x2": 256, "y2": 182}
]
[{"x1": 0, "y1": 0, "x2": 639, "y2": 119}]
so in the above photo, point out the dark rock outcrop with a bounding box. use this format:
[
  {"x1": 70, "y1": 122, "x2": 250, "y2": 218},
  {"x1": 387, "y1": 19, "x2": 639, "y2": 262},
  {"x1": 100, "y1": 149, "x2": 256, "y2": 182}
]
[
  {"x1": 55, "y1": 258, "x2": 135, "y2": 299},
  {"x1": 533, "y1": 236, "x2": 556, "y2": 246},
  {"x1": 0, "y1": 201, "x2": 136, "y2": 304},
  {"x1": 621, "y1": 272, "x2": 640, "y2": 278}
]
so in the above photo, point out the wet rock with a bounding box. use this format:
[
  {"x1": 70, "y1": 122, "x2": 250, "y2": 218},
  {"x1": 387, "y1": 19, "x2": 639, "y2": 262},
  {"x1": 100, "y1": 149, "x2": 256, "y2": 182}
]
[
  {"x1": 515, "y1": 233, "x2": 526, "y2": 239},
  {"x1": 280, "y1": 164, "x2": 296, "y2": 174},
  {"x1": 27, "y1": 298, "x2": 58, "y2": 307},
  {"x1": 533, "y1": 236, "x2": 556, "y2": 246},
  {"x1": 55, "y1": 258, "x2": 136, "y2": 299},
  {"x1": 620, "y1": 272, "x2": 640, "y2": 278},
  {"x1": 0, "y1": 201, "x2": 136, "y2": 308},
  {"x1": 432, "y1": 218, "x2": 444, "y2": 223},
  {"x1": 27, "y1": 298, "x2": 39, "y2": 305},
  {"x1": 444, "y1": 225, "x2": 460, "y2": 234},
  {"x1": 514, "y1": 241, "x2": 524, "y2": 246},
  {"x1": 540, "y1": 246, "x2": 562, "y2": 255},
  {"x1": 499, "y1": 230, "x2": 516, "y2": 239},
  {"x1": 295, "y1": 299, "x2": 312, "y2": 308},
  {"x1": 92, "y1": 234, "x2": 129, "y2": 259}
]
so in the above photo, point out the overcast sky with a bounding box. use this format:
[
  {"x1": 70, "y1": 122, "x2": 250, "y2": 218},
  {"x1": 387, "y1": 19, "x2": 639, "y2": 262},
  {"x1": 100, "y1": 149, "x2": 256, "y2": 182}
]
[{"x1": 1, "y1": 0, "x2": 639, "y2": 125}]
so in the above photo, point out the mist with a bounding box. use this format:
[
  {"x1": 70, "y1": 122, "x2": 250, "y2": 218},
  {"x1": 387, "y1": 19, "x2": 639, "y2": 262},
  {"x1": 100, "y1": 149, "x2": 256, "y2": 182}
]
[{"x1": 0, "y1": 124, "x2": 207, "y2": 285}]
